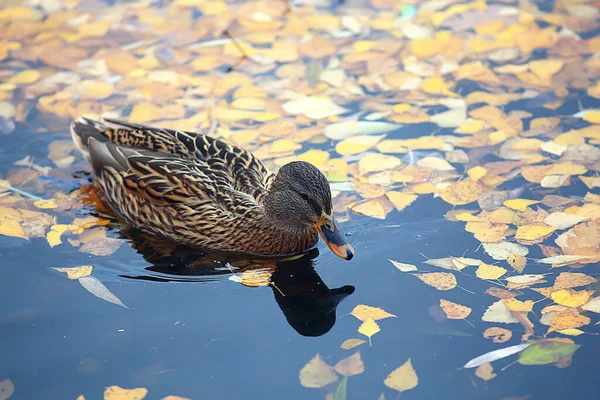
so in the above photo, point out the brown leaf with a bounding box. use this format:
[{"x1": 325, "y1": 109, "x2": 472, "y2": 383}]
[{"x1": 334, "y1": 352, "x2": 364, "y2": 376}]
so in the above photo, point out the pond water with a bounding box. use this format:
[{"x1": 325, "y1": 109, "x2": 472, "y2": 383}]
[{"x1": 1, "y1": 0, "x2": 600, "y2": 399}]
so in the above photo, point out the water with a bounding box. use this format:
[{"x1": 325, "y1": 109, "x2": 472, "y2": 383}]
[{"x1": 2, "y1": 0, "x2": 600, "y2": 398}]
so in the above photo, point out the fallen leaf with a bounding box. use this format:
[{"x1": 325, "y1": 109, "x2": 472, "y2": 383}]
[
  {"x1": 0, "y1": 378, "x2": 14, "y2": 400},
  {"x1": 299, "y1": 354, "x2": 338, "y2": 388},
  {"x1": 52, "y1": 266, "x2": 93, "y2": 280},
  {"x1": 463, "y1": 344, "x2": 531, "y2": 368},
  {"x1": 440, "y1": 179, "x2": 484, "y2": 205},
  {"x1": 389, "y1": 259, "x2": 417, "y2": 272},
  {"x1": 516, "y1": 225, "x2": 555, "y2": 241},
  {"x1": 283, "y1": 96, "x2": 349, "y2": 119},
  {"x1": 475, "y1": 361, "x2": 496, "y2": 381},
  {"x1": 544, "y1": 212, "x2": 587, "y2": 230},
  {"x1": 483, "y1": 327, "x2": 512, "y2": 343},
  {"x1": 350, "y1": 200, "x2": 387, "y2": 219},
  {"x1": 507, "y1": 254, "x2": 527, "y2": 273},
  {"x1": 476, "y1": 263, "x2": 507, "y2": 280},
  {"x1": 439, "y1": 299, "x2": 471, "y2": 319},
  {"x1": 358, "y1": 318, "x2": 380, "y2": 340},
  {"x1": 483, "y1": 242, "x2": 529, "y2": 260},
  {"x1": 334, "y1": 352, "x2": 364, "y2": 377},
  {"x1": 518, "y1": 340, "x2": 580, "y2": 366},
  {"x1": 548, "y1": 310, "x2": 590, "y2": 333},
  {"x1": 78, "y1": 276, "x2": 128, "y2": 309},
  {"x1": 341, "y1": 339, "x2": 366, "y2": 350},
  {"x1": 504, "y1": 199, "x2": 539, "y2": 212},
  {"x1": 385, "y1": 192, "x2": 417, "y2": 211},
  {"x1": 351, "y1": 304, "x2": 396, "y2": 321},
  {"x1": 104, "y1": 386, "x2": 147, "y2": 400},
  {"x1": 414, "y1": 272, "x2": 457, "y2": 290},
  {"x1": 482, "y1": 300, "x2": 519, "y2": 324},
  {"x1": 551, "y1": 289, "x2": 594, "y2": 308},
  {"x1": 384, "y1": 358, "x2": 418, "y2": 393}
]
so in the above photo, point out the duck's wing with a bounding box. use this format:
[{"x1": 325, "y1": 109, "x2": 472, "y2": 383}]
[
  {"x1": 71, "y1": 117, "x2": 275, "y2": 202},
  {"x1": 87, "y1": 138, "x2": 263, "y2": 246}
]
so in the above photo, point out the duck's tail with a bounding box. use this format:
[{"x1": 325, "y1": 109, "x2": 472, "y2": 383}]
[{"x1": 70, "y1": 117, "x2": 111, "y2": 160}]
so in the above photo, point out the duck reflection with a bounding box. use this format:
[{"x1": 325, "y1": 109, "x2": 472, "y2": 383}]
[{"x1": 120, "y1": 228, "x2": 355, "y2": 337}]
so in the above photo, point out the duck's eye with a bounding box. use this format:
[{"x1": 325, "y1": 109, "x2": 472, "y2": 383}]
[{"x1": 299, "y1": 193, "x2": 309, "y2": 201}]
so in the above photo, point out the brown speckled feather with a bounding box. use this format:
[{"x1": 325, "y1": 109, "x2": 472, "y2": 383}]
[{"x1": 72, "y1": 118, "x2": 317, "y2": 256}]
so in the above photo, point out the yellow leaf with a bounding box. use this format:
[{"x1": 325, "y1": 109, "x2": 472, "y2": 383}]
[
  {"x1": 467, "y1": 166, "x2": 487, "y2": 180},
  {"x1": 80, "y1": 81, "x2": 115, "y2": 100},
  {"x1": 455, "y1": 62, "x2": 500, "y2": 83},
  {"x1": 34, "y1": 199, "x2": 57, "y2": 209},
  {"x1": 0, "y1": 218, "x2": 27, "y2": 240},
  {"x1": 384, "y1": 358, "x2": 418, "y2": 393},
  {"x1": 475, "y1": 361, "x2": 497, "y2": 381},
  {"x1": 546, "y1": 162, "x2": 588, "y2": 176},
  {"x1": 503, "y1": 298, "x2": 534, "y2": 312},
  {"x1": 457, "y1": 118, "x2": 485, "y2": 134},
  {"x1": 351, "y1": 304, "x2": 396, "y2": 322},
  {"x1": 548, "y1": 310, "x2": 590, "y2": 333},
  {"x1": 557, "y1": 328, "x2": 585, "y2": 336},
  {"x1": 439, "y1": 299, "x2": 471, "y2": 319},
  {"x1": 239, "y1": 269, "x2": 271, "y2": 287},
  {"x1": 515, "y1": 225, "x2": 555, "y2": 241},
  {"x1": 324, "y1": 159, "x2": 348, "y2": 182},
  {"x1": 358, "y1": 153, "x2": 401, "y2": 174},
  {"x1": 504, "y1": 199, "x2": 539, "y2": 212},
  {"x1": 475, "y1": 263, "x2": 507, "y2": 280},
  {"x1": 551, "y1": 289, "x2": 594, "y2": 308},
  {"x1": 358, "y1": 318, "x2": 380, "y2": 339},
  {"x1": 483, "y1": 327, "x2": 512, "y2": 343},
  {"x1": 350, "y1": 200, "x2": 387, "y2": 219},
  {"x1": 104, "y1": 386, "x2": 148, "y2": 400},
  {"x1": 421, "y1": 76, "x2": 455, "y2": 96},
  {"x1": 385, "y1": 192, "x2": 417, "y2": 211},
  {"x1": 334, "y1": 352, "x2": 364, "y2": 377},
  {"x1": 583, "y1": 112, "x2": 600, "y2": 124},
  {"x1": 336, "y1": 134, "x2": 385, "y2": 156},
  {"x1": 9, "y1": 69, "x2": 41, "y2": 84},
  {"x1": 299, "y1": 354, "x2": 338, "y2": 388},
  {"x1": 52, "y1": 266, "x2": 94, "y2": 280},
  {"x1": 440, "y1": 179, "x2": 484, "y2": 206},
  {"x1": 414, "y1": 272, "x2": 457, "y2": 290},
  {"x1": 507, "y1": 254, "x2": 527, "y2": 273},
  {"x1": 529, "y1": 59, "x2": 564, "y2": 84},
  {"x1": 46, "y1": 224, "x2": 76, "y2": 248},
  {"x1": 297, "y1": 149, "x2": 330, "y2": 169},
  {"x1": 341, "y1": 338, "x2": 366, "y2": 350},
  {"x1": 270, "y1": 139, "x2": 301, "y2": 154},
  {"x1": 417, "y1": 156, "x2": 455, "y2": 171},
  {"x1": 130, "y1": 103, "x2": 161, "y2": 123},
  {"x1": 231, "y1": 97, "x2": 265, "y2": 111}
]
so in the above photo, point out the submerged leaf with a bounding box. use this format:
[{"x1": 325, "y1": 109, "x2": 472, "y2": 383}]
[
  {"x1": 334, "y1": 352, "x2": 364, "y2": 377},
  {"x1": 384, "y1": 358, "x2": 418, "y2": 392},
  {"x1": 340, "y1": 339, "x2": 366, "y2": 350},
  {"x1": 299, "y1": 354, "x2": 338, "y2": 388},
  {"x1": 475, "y1": 361, "x2": 496, "y2": 381},
  {"x1": 104, "y1": 386, "x2": 147, "y2": 400},
  {"x1": 518, "y1": 340, "x2": 580, "y2": 366}
]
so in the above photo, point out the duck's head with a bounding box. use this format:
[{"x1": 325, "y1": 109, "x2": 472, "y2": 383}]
[{"x1": 265, "y1": 161, "x2": 354, "y2": 260}]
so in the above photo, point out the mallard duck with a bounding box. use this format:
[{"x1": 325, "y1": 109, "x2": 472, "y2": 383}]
[{"x1": 71, "y1": 118, "x2": 354, "y2": 260}]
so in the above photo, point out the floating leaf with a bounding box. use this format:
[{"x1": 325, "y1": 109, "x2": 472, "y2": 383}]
[
  {"x1": 351, "y1": 304, "x2": 396, "y2": 322},
  {"x1": 518, "y1": 340, "x2": 580, "y2": 366},
  {"x1": 325, "y1": 120, "x2": 401, "y2": 140},
  {"x1": 504, "y1": 199, "x2": 539, "y2": 212},
  {"x1": 544, "y1": 212, "x2": 587, "y2": 229},
  {"x1": 515, "y1": 225, "x2": 555, "y2": 241},
  {"x1": 463, "y1": 344, "x2": 531, "y2": 368},
  {"x1": 548, "y1": 310, "x2": 590, "y2": 333},
  {"x1": 476, "y1": 263, "x2": 507, "y2": 280},
  {"x1": 384, "y1": 358, "x2": 418, "y2": 393},
  {"x1": 507, "y1": 254, "x2": 527, "y2": 273},
  {"x1": 440, "y1": 179, "x2": 484, "y2": 206},
  {"x1": 483, "y1": 242, "x2": 529, "y2": 260},
  {"x1": 78, "y1": 276, "x2": 128, "y2": 309},
  {"x1": 334, "y1": 352, "x2": 364, "y2": 377},
  {"x1": 482, "y1": 300, "x2": 518, "y2": 324},
  {"x1": 283, "y1": 97, "x2": 349, "y2": 119},
  {"x1": 550, "y1": 289, "x2": 594, "y2": 308},
  {"x1": 104, "y1": 386, "x2": 147, "y2": 400},
  {"x1": 53, "y1": 266, "x2": 93, "y2": 280},
  {"x1": 439, "y1": 299, "x2": 471, "y2": 319},
  {"x1": 340, "y1": 339, "x2": 366, "y2": 350},
  {"x1": 483, "y1": 327, "x2": 512, "y2": 343},
  {"x1": 389, "y1": 259, "x2": 417, "y2": 272},
  {"x1": 358, "y1": 318, "x2": 380, "y2": 340},
  {"x1": 414, "y1": 272, "x2": 457, "y2": 290}
]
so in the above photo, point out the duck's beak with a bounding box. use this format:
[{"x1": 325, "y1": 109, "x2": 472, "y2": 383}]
[{"x1": 315, "y1": 213, "x2": 354, "y2": 260}]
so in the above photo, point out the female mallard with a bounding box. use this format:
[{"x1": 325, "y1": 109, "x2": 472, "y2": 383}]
[{"x1": 71, "y1": 117, "x2": 354, "y2": 260}]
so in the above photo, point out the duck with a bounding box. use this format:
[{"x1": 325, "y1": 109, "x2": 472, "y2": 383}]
[{"x1": 70, "y1": 117, "x2": 354, "y2": 260}]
